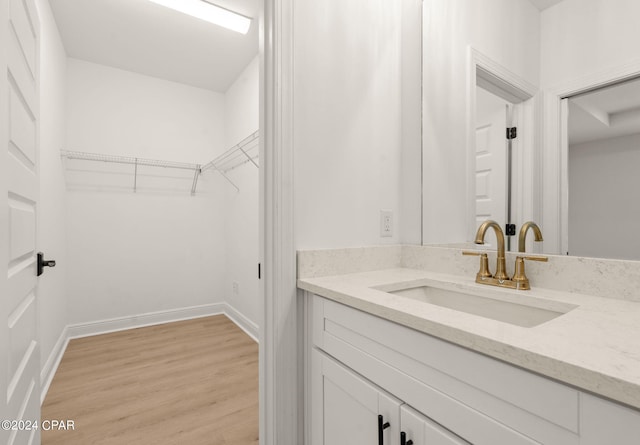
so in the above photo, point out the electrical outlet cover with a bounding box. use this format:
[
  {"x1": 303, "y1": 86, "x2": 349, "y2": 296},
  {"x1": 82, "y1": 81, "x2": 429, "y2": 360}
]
[{"x1": 380, "y1": 210, "x2": 393, "y2": 237}]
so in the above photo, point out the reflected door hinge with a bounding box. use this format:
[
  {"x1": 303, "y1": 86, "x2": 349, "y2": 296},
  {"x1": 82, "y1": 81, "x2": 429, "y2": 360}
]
[
  {"x1": 506, "y1": 127, "x2": 517, "y2": 140},
  {"x1": 505, "y1": 224, "x2": 516, "y2": 236}
]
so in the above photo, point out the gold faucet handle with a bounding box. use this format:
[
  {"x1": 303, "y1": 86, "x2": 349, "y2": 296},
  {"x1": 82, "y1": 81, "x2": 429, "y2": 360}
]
[
  {"x1": 462, "y1": 251, "x2": 492, "y2": 279},
  {"x1": 512, "y1": 255, "x2": 548, "y2": 290},
  {"x1": 521, "y1": 255, "x2": 548, "y2": 262}
]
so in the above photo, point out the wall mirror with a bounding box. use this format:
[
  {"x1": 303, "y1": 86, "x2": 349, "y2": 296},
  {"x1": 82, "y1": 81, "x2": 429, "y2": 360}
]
[
  {"x1": 420, "y1": 0, "x2": 640, "y2": 261},
  {"x1": 564, "y1": 77, "x2": 640, "y2": 260}
]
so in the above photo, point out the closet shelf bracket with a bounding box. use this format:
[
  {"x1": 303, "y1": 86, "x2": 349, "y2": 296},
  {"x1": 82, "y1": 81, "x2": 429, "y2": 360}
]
[
  {"x1": 200, "y1": 130, "x2": 260, "y2": 191},
  {"x1": 190, "y1": 166, "x2": 202, "y2": 195}
]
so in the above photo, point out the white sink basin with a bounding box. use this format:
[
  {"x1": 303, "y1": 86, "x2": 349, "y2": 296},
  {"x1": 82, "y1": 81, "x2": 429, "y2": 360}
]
[{"x1": 383, "y1": 285, "x2": 576, "y2": 328}]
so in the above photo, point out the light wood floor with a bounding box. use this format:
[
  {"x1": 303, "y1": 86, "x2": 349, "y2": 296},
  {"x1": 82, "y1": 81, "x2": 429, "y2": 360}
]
[{"x1": 42, "y1": 315, "x2": 258, "y2": 445}]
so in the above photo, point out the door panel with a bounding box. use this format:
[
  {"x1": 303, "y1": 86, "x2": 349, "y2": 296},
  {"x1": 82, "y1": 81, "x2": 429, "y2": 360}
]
[
  {"x1": 475, "y1": 95, "x2": 507, "y2": 228},
  {"x1": 9, "y1": 204, "x2": 35, "y2": 260},
  {"x1": 9, "y1": 0, "x2": 37, "y2": 76},
  {"x1": 8, "y1": 39, "x2": 36, "y2": 113},
  {"x1": 2, "y1": 0, "x2": 41, "y2": 443},
  {"x1": 7, "y1": 154, "x2": 37, "y2": 201},
  {"x1": 8, "y1": 262, "x2": 34, "y2": 311},
  {"x1": 318, "y1": 351, "x2": 401, "y2": 445},
  {"x1": 8, "y1": 293, "x2": 36, "y2": 383},
  {"x1": 324, "y1": 378, "x2": 378, "y2": 444},
  {"x1": 9, "y1": 86, "x2": 37, "y2": 163}
]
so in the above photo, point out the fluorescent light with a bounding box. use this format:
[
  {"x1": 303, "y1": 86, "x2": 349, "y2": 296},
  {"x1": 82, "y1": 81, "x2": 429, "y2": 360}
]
[{"x1": 149, "y1": 0, "x2": 252, "y2": 34}]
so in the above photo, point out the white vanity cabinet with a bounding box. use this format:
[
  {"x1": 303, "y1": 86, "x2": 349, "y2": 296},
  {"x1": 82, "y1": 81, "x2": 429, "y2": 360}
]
[
  {"x1": 313, "y1": 351, "x2": 401, "y2": 445},
  {"x1": 401, "y1": 404, "x2": 469, "y2": 445},
  {"x1": 312, "y1": 349, "x2": 468, "y2": 445},
  {"x1": 306, "y1": 293, "x2": 640, "y2": 445}
]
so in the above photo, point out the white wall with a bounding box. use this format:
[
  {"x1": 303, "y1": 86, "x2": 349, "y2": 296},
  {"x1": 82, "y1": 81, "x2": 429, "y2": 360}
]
[
  {"x1": 65, "y1": 59, "x2": 228, "y2": 325},
  {"x1": 568, "y1": 134, "x2": 640, "y2": 260},
  {"x1": 293, "y1": 0, "x2": 407, "y2": 248},
  {"x1": 223, "y1": 56, "x2": 260, "y2": 328},
  {"x1": 422, "y1": 0, "x2": 540, "y2": 244},
  {"x1": 540, "y1": 0, "x2": 640, "y2": 88},
  {"x1": 36, "y1": 0, "x2": 68, "y2": 383}
]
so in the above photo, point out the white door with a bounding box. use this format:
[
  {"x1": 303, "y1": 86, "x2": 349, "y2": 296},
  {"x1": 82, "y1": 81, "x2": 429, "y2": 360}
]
[
  {"x1": 474, "y1": 86, "x2": 508, "y2": 230},
  {"x1": 400, "y1": 404, "x2": 470, "y2": 445},
  {"x1": 1, "y1": 0, "x2": 41, "y2": 444},
  {"x1": 314, "y1": 351, "x2": 401, "y2": 445}
]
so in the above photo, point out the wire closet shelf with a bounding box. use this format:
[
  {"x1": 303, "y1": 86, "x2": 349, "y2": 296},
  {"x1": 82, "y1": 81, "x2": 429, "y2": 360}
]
[
  {"x1": 201, "y1": 130, "x2": 259, "y2": 191},
  {"x1": 60, "y1": 130, "x2": 259, "y2": 194}
]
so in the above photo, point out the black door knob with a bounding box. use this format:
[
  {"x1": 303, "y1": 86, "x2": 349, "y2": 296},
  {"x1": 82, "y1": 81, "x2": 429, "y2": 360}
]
[{"x1": 37, "y1": 252, "x2": 56, "y2": 276}]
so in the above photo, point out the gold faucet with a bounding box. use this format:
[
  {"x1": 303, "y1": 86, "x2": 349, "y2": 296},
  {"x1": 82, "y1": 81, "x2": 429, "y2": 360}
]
[
  {"x1": 518, "y1": 221, "x2": 543, "y2": 252},
  {"x1": 512, "y1": 221, "x2": 547, "y2": 289},
  {"x1": 474, "y1": 220, "x2": 508, "y2": 281},
  {"x1": 463, "y1": 220, "x2": 548, "y2": 290}
]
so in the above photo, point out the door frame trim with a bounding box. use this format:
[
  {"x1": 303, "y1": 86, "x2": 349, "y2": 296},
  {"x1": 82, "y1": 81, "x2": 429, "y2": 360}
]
[{"x1": 260, "y1": 0, "x2": 299, "y2": 444}]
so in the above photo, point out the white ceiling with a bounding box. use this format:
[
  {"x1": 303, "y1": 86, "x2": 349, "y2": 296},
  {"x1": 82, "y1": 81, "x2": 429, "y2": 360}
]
[
  {"x1": 49, "y1": 0, "x2": 259, "y2": 93},
  {"x1": 528, "y1": 0, "x2": 565, "y2": 11},
  {"x1": 569, "y1": 77, "x2": 640, "y2": 145}
]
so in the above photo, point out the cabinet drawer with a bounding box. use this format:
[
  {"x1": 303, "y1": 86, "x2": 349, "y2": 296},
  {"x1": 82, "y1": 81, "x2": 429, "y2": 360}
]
[{"x1": 312, "y1": 295, "x2": 580, "y2": 445}]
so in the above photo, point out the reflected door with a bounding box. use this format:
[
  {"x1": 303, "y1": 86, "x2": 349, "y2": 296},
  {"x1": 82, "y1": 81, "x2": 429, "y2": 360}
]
[{"x1": 474, "y1": 87, "x2": 509, "y2": 230}]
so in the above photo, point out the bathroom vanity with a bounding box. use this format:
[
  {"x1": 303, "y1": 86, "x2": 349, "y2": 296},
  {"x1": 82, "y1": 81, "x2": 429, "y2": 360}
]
[{"x1": 298, "y1": 246, "x2": 640, "y2": 445}]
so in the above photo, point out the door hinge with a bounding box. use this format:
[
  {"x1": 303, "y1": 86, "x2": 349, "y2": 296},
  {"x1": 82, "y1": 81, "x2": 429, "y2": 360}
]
[
  {"x1": 505, "y1": 224, "x2": 516, "y2": 236},
  {"x1": 506, "y1": 127, "x2": 517, "y2": 140},
  {"x1": 258, "y1": 263, "x2": 261, "y2": 280}
]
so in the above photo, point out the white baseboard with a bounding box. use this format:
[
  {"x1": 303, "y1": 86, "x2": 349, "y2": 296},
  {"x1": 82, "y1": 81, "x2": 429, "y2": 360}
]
[
  {"x1": 40, "y1": 302, "x2": 259, "y2": 404},
  {"x1": 224, "y1": 303, "x2": 259, "y2": 343},
  {"x1": 66, "y1": 303, "x2": 226, "y2": 340},
  {"x1": 40, "y1": 325, "x2": 70, "y2": 404}
]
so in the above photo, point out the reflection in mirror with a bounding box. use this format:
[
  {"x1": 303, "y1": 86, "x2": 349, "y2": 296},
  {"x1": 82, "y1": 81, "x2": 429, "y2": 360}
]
[
  {"x1": 474, "y1": 86, "x2": 513, "y2": 250},
  {"x1": 566, "y1": 77, "x2": 640, "y2": 260},
  {"x1": 471, "y1": 64, "x2": 536, "y2": 253},
  {"x1": 422, "y1": 0, "x2": 640, "y2": 261},
  {"x1": 420, "y1": 0, "x2": 541, "y2": 252}
]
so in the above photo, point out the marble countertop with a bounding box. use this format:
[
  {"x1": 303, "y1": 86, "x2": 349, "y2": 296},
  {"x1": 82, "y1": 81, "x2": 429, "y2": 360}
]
[{"x1": 298, "y1": 268, "x2": 640, "y2": 410}]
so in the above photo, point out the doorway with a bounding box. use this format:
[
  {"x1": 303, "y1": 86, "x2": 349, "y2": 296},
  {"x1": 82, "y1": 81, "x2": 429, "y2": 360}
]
[{"x1": 1, "y1": 0, "x2": 263, "y2": 442}]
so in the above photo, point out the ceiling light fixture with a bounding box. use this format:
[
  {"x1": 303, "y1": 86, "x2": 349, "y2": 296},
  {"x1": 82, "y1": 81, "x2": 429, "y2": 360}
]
[{"x1": 149, "y1": 0, "x2": 252, "y2": 34}]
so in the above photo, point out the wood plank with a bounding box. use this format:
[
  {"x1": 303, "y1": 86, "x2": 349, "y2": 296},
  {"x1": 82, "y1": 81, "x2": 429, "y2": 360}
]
[{"x1": 42, "y1": 315, "x2": 259, "y2": 445}]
